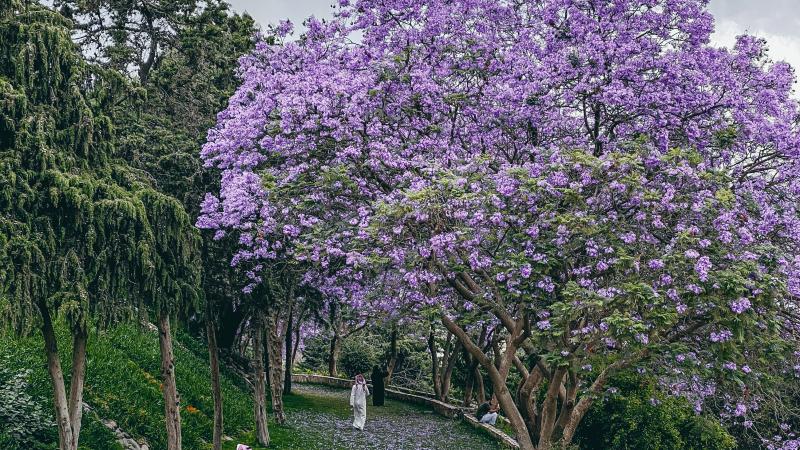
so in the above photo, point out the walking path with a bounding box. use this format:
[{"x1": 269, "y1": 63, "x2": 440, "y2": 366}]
[{"x1": 271, "y1": 384, "x2": 499, "y2": 450}]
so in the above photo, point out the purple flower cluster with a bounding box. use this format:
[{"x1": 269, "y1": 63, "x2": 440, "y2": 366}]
[{"x1": 730, "y1": 297, "x2": 752, "y2": 314}]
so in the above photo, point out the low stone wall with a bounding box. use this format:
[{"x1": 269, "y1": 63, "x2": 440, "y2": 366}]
[
  {"x1": 382, "y1": 388, "x2": 462, "y2": 419},
  {"x1": 291, "y1": 373, "x2": 519, "y2": 448},
  {"x1": 292, "y1": 373, "x2": 353, "y2": 389},
  {"x1": 462, "y1": 415, "x2": 520, "y2": 449}
]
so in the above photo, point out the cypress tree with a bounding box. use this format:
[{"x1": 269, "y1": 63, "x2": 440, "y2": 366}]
[{"x1": 0, "y1": 2, "x2": 200, "y2": 449}]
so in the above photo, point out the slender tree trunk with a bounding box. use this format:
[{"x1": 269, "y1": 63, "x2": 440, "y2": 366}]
[
  {"x1": 441, "y1": 341, "x2": 460, "y2": 402},
  {"x1": 266, "y1": 314, "x2": 286, "y2": 424},
  {"x1": 537, "y1": 368, "x2": 566, "y2": 449},
  {"x1": 386, "y1": 324, "x2": 398, "y2": 385},
  {"x1": 283, "y1": 306, "x2": 294, "y2": 395},
  {"x1": 291, "y1": 314, "x2": 302, "y2": 366},
  {"x1": 252, "y1": 315, "x2": 270, "y2": 446},
  {"x1": 463, "y1": 371, "x2": 474, "y2": 407},
  {"x1": 206, "y1": 312, "x2": 223, "y2": 450},
  {"x1": 158, "y1": 311, "x2": 182, "y2": 450},
  {"x1": 40, "y1": 307, "x2": 75, "y2": 450},
  {"x1": 328, "y1": 332, "x2": 340, "y2": 377},
  {"x1": 555, "y1": 370, "x2": 578, "y2": 432},
  {"x1": 428, "y1": 327, "x2": 442, "y2": 399},
  {"x1": 68, "y1": 329, "x2": 87, "y2": 450},
  {"x1": 474, "y1": 366, "x2": 486, "y2": 404},
  {"x1": 518, "y1": 365, "x2": 543, "y2": 437},
  {"x1": 463, "y1": 350, "x2": 480, "y2": 407}
]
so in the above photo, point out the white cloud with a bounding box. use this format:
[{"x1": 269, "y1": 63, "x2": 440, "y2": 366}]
[{"x1": 712, "y1": 18, "x2": 800, "y2": 75}]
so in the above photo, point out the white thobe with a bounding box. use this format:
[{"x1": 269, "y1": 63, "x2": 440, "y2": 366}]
[{"x1": 350, "y1": 383, "x2": 370, "y2": 430}]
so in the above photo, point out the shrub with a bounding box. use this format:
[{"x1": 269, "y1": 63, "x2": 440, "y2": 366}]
[
  {"x1": 574, "y1": 373, "x2": 736, "y2": 450},
  {"x1": 339, "y1": 337, "x2": 379, "y2": 378},
  {"x1": 298, "y1": 334, "x2": 331, "y2": 373},
  {"x1": 0, "y1": 362, "x2": 56, "y2": 450}
]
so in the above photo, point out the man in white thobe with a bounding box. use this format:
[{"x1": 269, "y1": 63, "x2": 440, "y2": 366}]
[{"x1": 350, "y1": 374, "x2": 370, "y2": 430}]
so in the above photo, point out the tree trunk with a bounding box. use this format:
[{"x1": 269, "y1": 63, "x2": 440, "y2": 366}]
[
  {"x1": 252, "y1": 315, "x2": 270, "y2": 446},
  {"x1": 386, "y1": 324, "x2": 398, "y2": 385},
  {"x1": 328, "y1": 332, "x2": 340, "y2": 377},
  {"x1": 206, "y1": 313, "x2": 224, "y2": 450},
  {"x1": 537, "y1": 368, "x2": 567, "y2": 449},
  {"x1": 40, "y1": 307, "x2": 75, "y2": 450},
  {"x1": 428, "y1": 327, "x2": 442, "y2": 399},
  {"x1": 266, "y1": 314, "x2": 286, "y2": 424},
  {"x1": 283, "y1": 306, "x2": 293, "y2": 395},
  {"x1": 463, "y1": 371, "x2": 474, "y2": 407},
  {"x1": 474, "y1": 366, "x2": 486, "y2": 404},
  {"x1": 441, "y1": 340, "x2": 460, "y2": 402},
  {"x1": 517, "y1": 365, "x2": 543, "y2": 438},
  {"x1": 291, "y1": 314, "x2": 302, "y2": 366},
  {"x1": 158, "y1": 311, "x2": 182, "y2": 450},
  {"x1": 442, "y1": 315, "x2": 536, "y2": 450},
  {"x1": 463, "y1": 349, "x2": 480, "y2": 407},
  {"x1": 68, "y1": 329, "x2": 87, "y2": 450}
]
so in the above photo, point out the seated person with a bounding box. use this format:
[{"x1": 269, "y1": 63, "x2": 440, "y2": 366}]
[{"x1": 476, "y1": 395, "x2": 500, "y2": 425}]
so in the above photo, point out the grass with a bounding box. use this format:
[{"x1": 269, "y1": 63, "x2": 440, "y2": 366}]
[{"x1": 0, "y1": 321, "x2": 501, "y2": 450}]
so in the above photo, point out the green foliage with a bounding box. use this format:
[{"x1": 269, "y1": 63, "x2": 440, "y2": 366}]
[
  {"x1": 0, "y1": 363, "x2": 56, "y2": 449},
  {"x1": 0, "y1": 0, "x2": 201, "y2": 338},
  {"x1": 574, "y1": 373, "x2": 736, "y2": 450},
  {"x1": 298, "y1": 334, "x2": 331, "y2": 373},
  {"x1": 0, "y1": 333, "x2": 120, "y2": 450},
  {"x1": 340, "y1": 336, "x2": 380, "y2": 378}
]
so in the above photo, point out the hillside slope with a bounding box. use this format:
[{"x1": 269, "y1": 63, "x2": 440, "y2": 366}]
[{"x1": 0, "y1": 323, "x2": 257, "y2": 449}]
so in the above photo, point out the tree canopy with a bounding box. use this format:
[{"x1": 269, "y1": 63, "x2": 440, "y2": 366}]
[{"x1": 199, "y1": 0, "x2": 800, "y2": 448}]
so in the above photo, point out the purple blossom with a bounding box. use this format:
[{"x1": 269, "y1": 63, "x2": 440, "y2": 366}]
[
  {"x1": 730, "y1": 297, "x2": 752, "y2": 314},
  {"x1": 695, "y1": 256, "x2": 712, "y2": 282},
  {"x1": 685, "y1": 249, "x2": 700, "y2": 259},
  {"x1": 710, "y1": 330, "x2": 733, "y2": 343}
]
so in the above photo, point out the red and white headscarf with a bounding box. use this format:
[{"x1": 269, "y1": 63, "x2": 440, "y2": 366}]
[{"x1": 355, "y1": 374, "x2": 367, "y2": 391}]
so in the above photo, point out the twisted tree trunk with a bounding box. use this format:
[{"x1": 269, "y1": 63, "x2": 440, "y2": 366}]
[{"x1": 158, "y1": 311, "x2": 182, "y2": 450}]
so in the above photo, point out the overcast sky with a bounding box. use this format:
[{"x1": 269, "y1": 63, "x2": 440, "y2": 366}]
[{"x1": 227, "y1": 0, "x2": 800, "y2": 73}]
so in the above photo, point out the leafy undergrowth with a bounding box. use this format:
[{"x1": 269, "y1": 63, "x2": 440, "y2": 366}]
[{"x1": 1, "y1": 324, "x2": 499, "y2": 450}]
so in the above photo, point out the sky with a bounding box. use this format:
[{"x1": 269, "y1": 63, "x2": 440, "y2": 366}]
[{"x1": 227, "y1": 0, "x2": 800, "y2": 75}]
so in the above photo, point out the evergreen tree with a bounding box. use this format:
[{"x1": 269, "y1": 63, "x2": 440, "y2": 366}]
[
  {"x1": 0, "y1": 2, "x2": 200, "y2": 449},
  {"x1": 53, "y1": 1, "x2": 256, "y2": 447}
]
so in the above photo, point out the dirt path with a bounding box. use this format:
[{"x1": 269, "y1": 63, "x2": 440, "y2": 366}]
[{"x1": 278, "y1": 384, "x2": 499, "y2": 450}]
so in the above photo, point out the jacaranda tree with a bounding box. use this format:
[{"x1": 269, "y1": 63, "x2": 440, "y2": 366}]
[{"x1": 200, "y1": 1, "x2": 800, "y2": 448}]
